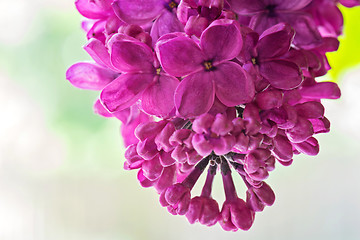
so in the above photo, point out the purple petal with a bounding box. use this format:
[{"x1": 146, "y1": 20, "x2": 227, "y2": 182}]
[
  {"x1": 155, "y1": 32, "x2": 188, "y2": 46},
  {"x1": 259, "y1": 59, "x2": 303, "y2": 90},
  {"x1": 246, "y1": 190, "x2": 265, "y2": 212},
  {"x1": 299, "y1": 82, "x2": 341, "y2": 99},
  {"x1": 186, "y1": 197, "x2": 220, "y2": 226},
  {"x1": 159, "y1": 151, "x2": 176, "y2": 167},
  {"x1": 275, "y1": 0, "x2": 312, "y2": 10},
  {"x1": 252, "y1": 182, "x2": 275, "y2": 206},
  {"x1": 156, "y1": 36, "x2": 204, "y2": 77},
  {"x1": 184, "y1": 15, "x2": 209, "y2": 38},
  {"x1": 137, "y1": 170, "x2": 156, "y2": 188},
  {"x1": 84, "y1": 38, "x2": 117, "y2": 71},
  {"x1": 295, "y1": 102, "x2": 324, "y2": 119},
  {"x1": 135, "y1": 121, "x2": 166, "y2": 141},
  {"x1": 109, "y1": 36, "x2": 155, "y2": 73},
  {"x1": 214, "y1": 62, "x2": 255, "y2": 107},
  {"x1": 136, "y1": 139, "x2": 159, "y2": 160},
  {"x1": 155, "y1": 165, "x2": 177, "y2": 193},
  {"x1": 142, "y1": 157, "x2": 164, "y2": 181},
  {"x1": 200, "y1": 20, "x2": 243, "y2": 62},
  {"x1": 272, "y1": 135, "x2": 293, "y2": 161},
  {"x1": 227, "y1": 0, "x2": 265, "y2": 14},
  {"x1": 316, "y1": 37, "x2": 340, "y2": 54},
  {"x1": 105, "y1": 14, "x2": 125, "y2": 36},
  {"x1": 220, "y1": 199, "x2": 255, "y2": 231},
  {"x1": 211, "y1": 114, "x2": 234, "y2": 136},
  {"x1": 237, "y1": 27, "x2": 259, "y2": 64},
  {"x1": 292, "y1": 137, "x2": 319, "y2": 156},
  {"x1": 340, "y1": 0, "x2": 360, "y2": 7},
  {"x1": 155, "y1": 122, "x2": 176, "y2": 152},
  {"x1": 212, "y1": 135, "x2": 236, "y2": 156},
  {"x1": 66, "y1": 62, "x2": 118, "y2": 90},
  {"x1": 315, "y1": 3, "x2": 343, "y2": 37},
  {"x1": 75, "y1": 0, "x2": 112, "y2": 19},
  {"x1": 192, "y1": 134, "x2": 214, "y2": 157},
  {"x1": 280, "y1": 13, "x2": 322, "y2": 49},
  {"x1": 100, "y1": 73, "x2": 153, "y2": 112},
  {"x1": 286, "y1": 117, "x2": 314, "y2": 143},
  {"x1": 150, "y1": 11, "x2": 184, "y2": 44},
  {"x1": 93, "y1": 99, "x2": 113, "y2": 118},
  {"x1": 257, "y1": 23, "x2": 295, "y2": 59},
  {"x1": 141, "y1": 74, "x2": 179, "y2": 117},
  {"x1": 309, "y1": 117, "x2": 330, "y2": 134},
  {"x1": 87, "y1": 20, "x2": 106, "y2": 43},
  {"x1": 174, "y1": 71, "x2": 215, "y2": 118},
  {"x1": 255, "y1": 90, "x2": 283, "y2": 110},
  {"x1": 249, "y1": 13, "x2": 281, "y2": 36},
  {"x1": 112, "y1": 0, "x2": 164, "y2": 25}
]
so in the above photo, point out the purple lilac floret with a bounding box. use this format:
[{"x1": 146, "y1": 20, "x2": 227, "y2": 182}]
[{"x1": 66, "y1": 0, "x2": 353, "y2": 231}]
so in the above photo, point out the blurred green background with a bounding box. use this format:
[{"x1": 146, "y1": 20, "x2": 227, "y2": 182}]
[{"x1": 0, "y1": 1, "x2": 359, "y2": 239}]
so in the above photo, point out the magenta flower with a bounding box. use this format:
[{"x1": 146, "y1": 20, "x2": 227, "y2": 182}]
[
  {"x1": 66, "y1": 0, "x2": 350, "y2": 232},
  {"x1": 191, "y1": 113, "x2": 236, "y2": 156},
  {"x1": 239, "y1": 23, "x2": 303, "y2": 91},
  {"x1": 177, "y1": 0, "x2": 224, "y2": 37},
  {"x1": 246, "y1": 182, "x2": 275, "y2": 212},
  {"x1": 100, "y1": 35, "x2": 179, "y2": 117},
  {"x1": 112, "y1": 0, "x2": 177, "y2": 24},
  {"x1": 186, "y1": 166, "x2": 220, "y2": 226},
  {"x1": 156, "y1": 20, "x2": 255, "y2": 117},
  {"x1": 306, "y1": 0, "x2": 344, "y2": 37},
  {"x1": 112, "y1": 0, "x2": 184, "y2": 42},
  {"x1": 76, "y1": 0, "x2": 125, "y2": 44},
  {"x1": 229, "y1": 0, "x2": 322, "y2": 48},
  {"x1": 219, "y1": 160, "x2": 255, "y2": 231}
]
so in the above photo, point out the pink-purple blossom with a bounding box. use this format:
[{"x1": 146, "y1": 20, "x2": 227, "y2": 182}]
[
  {"x1": 65, "y1": 0, "x2": 352, "y2": 231},
  {"x1": 156, "y1": 20, "x2": 255, "y2": 117}
]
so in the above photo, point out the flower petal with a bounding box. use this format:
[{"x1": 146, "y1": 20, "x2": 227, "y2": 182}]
[
  {"x1": 109, "y1": 36, "x2": 155, "y2": 73},
  {"x1": 280, "y1": 13, "x2": 322, "y2": 49},
  {"x1": 75, "y1": 0, "x2": 112, "y2": 19},
  {"x1": 249, "y1": 13, "x2": 281, "y2": 37},
  {"x1": 93, "y1": 99, "x2": 113, "y2": 118},
  {"x1": 299, "y1": 82, "x2": 341, "y2": 99},
  {"x1": 66, "y1": 62, "x2": 118, "y2": 90},
  {"x1": 295, "y1": 102, "x2": 324, "y2": 119},
  {"x1": 100, "y1": 73, "x2": 153, "y2": 112},
  {"x1": 237, "y1": 27, "x2": 259, "y2": 64},
  {"x1": 112, "y1": 0, "x2": 164, "y2": 25},
  {"x1": 340, "y1": 0, "x2": 360, "y2": 7},
  {"x1": 200, "y1": 20, "x2": 243, "y2": 62},
  {"x1": 150, "y1": 11, "x2": 184, "y2": 44},
  {"x1": 227, "y1": 0, "x2": 265, "y2": 14},
  {"x1": 87, "y1": 20, "x2": 106, "y2": 43},
  {"x1": 214, "y1": 62, "x2": 255, "y2": 106},
  {"x1": 259, "y1": 59, "x2": 303, "y2": 90},
  {"x1": 156, "y1": 36, "x2": 204, "y2": 77},
  {"x1": 174, "y1": 71, "x2": 215, "y2": 118},
  {"x1": 286, "y1": 117, "x2": 314, "y2": 143},
  {"x1": 275, "y1": 0, "x2": 312, "y2": 10},
  {"x1": 185, "y1": 15, "x2": 209, "y2": 38},
  {"x1": 84, "y1": 38, "x2": 117, "y2": 71},
  {"x1": 141, "y1": 75, "x2": 179, "y2": 117},
  {"x1": 257, "y1": 23, "x2": 295, "y2": 59}
]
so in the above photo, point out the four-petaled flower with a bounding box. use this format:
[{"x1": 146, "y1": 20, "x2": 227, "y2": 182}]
[{"x1": 156, "y1": 20, "x2": 254, "y2": 117}]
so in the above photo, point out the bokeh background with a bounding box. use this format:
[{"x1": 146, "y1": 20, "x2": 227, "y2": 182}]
[{"x1": 0, "y1": 1, "x2": 360, "y2": 239}]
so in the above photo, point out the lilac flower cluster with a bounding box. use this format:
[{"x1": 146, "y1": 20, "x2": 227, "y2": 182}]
[{"x1": 66, "y1": 0, "x2": 357, "y2": 231}]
